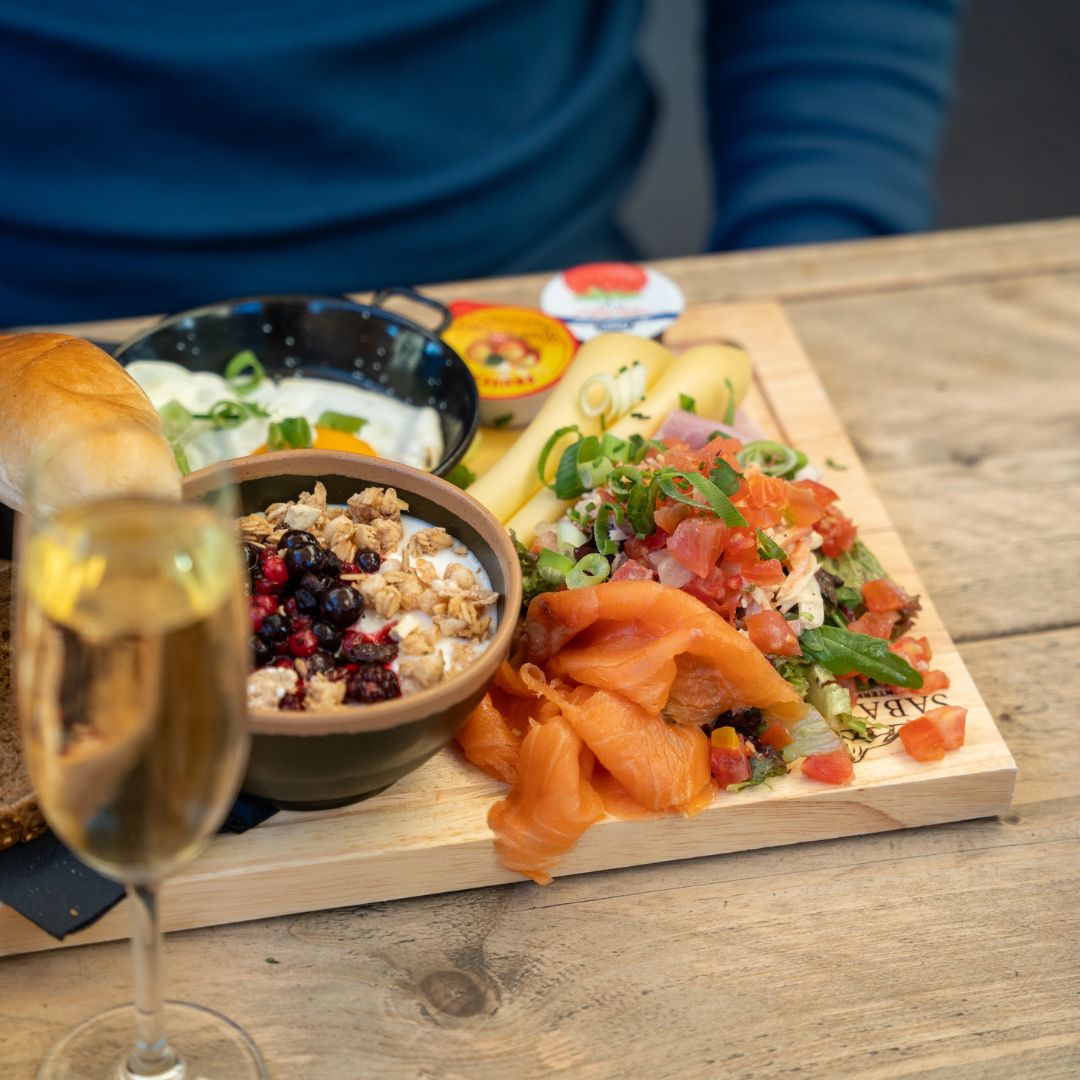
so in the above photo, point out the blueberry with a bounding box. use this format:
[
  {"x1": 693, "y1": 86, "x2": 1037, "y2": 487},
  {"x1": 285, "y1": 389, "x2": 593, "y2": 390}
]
[
  {"x1": 356, "y1": 550, "x2": 381, "y2": 574},
  {"x1": 319, "y1": 585, "x2": 364, "y2": 628},
  {"x1": 293, "y1": 588, "x2": 319, "y2": 615},
  {"x1": 299, "y1": 571, "x2": 332, "y2": 595},
  {"x1": 243, "y1": 543, "x2": 262, "y2": 573},
  {"x1": 322, "y1": 550, "x2": 343, "y2": 575},
  {"x1": 257, "y1": 612, "x2": 290, "y2": 643},
  {"x1": 285, "y1": 543, "x2": 324, "y2": 578},
  {"x1": 251, "y1": 636, "x2": 273, "y2": 667},
  {"x1": 277, "y1": 530, "x2": 318, "y2": 551},
  {"x1": 312, "y1": 622, "x2": 341, "y2": 654}
]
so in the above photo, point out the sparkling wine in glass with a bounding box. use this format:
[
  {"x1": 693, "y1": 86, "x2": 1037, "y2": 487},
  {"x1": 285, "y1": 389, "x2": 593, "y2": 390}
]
[{"x1": 17, "y1": 423, "x2": 266, "y2": 1079}]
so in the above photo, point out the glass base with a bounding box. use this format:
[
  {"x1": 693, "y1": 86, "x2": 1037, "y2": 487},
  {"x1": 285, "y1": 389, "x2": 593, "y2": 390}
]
[{"x1": 37, "y1": 1001, "x2": 266, "y2": 1080}]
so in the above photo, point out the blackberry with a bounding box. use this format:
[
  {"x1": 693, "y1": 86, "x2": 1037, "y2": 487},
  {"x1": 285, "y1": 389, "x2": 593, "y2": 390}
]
[
  {"x1": 345, "y1": 664, "x2": 401, "y2": 704},
  {"x1": 342, "y1": 639, "x2": 398, "y2": 665}
]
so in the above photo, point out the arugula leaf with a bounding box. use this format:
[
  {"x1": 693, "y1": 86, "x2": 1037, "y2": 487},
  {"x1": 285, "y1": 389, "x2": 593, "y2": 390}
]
[
  {"x1": 317, "y1": 410, "x2": 367, "y2": 435},
  {"x1": 679, "y1": 393, "x2": 696, "y2": 413},
  {"x1": 730, "y1": 746, "x2": 788, "y2": 790},
  {"x1": 755, "y1": 529, "x2": 787, "y2": 563},
  {"x1": 708, "y1": 457, "x2": 741, "y2": 497},
  {"x1": 799, "y1": 626, "x2": 922, "y2": 689}
]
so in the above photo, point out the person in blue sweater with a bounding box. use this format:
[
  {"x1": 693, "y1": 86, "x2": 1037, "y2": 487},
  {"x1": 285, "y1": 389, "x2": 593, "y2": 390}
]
[{"x1": 0, "y1": 1, "x2": 962, "y2": 327}]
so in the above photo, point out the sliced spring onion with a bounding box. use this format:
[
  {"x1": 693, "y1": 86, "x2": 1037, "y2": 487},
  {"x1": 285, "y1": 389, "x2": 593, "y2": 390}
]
[
  {"x1": 159, "y1": 400, "x2": 193, "y2": 443},
  {"x1": 737, "y1": 440, "x2": 799, "y2": 477},
  {"x1": 554, "y1": 441, "x2": 586, "y2": 500},
  {"x1": 267, "y1": 416, "x2": 313, "y2": 451},
  {"x1": 722, "y1": 377, "x2": 736, "y2": 426},
  {"x1": 626, "y1": 477, "x2": 659, "y2": 536},
  {"x1": 537, "y1": 425, "x2": 581, "y2": 489},
  {"x1": 654, "y1": 470, "x2": 748, "y2": 528},
  {"x1": 578, "y1": 456, "x2": 614, "y2": 490},
  {"x1": 566, "y1": 553, "x2": 610, "y2": 589},
  {"x1": 756, "y1": 529, "x2": 787, "y2": 563},
  {"x1": 678, "y1": 392, "x2": 696, "y2": 413},
  {"x1": 607, "y1": 465, "x2": 643, "y2": 498},
  {"x1": 593, "y1": 503, "x2": 626, "y2": 556},
  {"x1": 537, "y1": 547, "x2": 574, "y2": 584},
  {"x1": 317, "y1": 410, "x2": 367, "y2": 435},
  {"x1": 172, "y1": 444, "x2": 192, "y2": 476},
  {"x1": 224, "y1": 350, "x2": 265, "y2": 395},
  {"x1": 557, "y1": 521, "x2": 589, "y2": 555},
  {"x1": 578, "y1": 361, "x2": 647, "y2": 426}
]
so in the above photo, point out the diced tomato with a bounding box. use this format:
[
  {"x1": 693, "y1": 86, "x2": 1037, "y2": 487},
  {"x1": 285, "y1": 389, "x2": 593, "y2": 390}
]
[
  {"x1": 744, "y1": 473, "x2": 788, "y2": 509},
  {"x1": 742, "y1": 558, "x2": 785, "y2": 587},
  {"x1": 862, "y1": 578, "x2": 911, "y2": 613},
  {"x1": 801, "y1": 748, "x2": 854, "y2": 785},
  {"x1": 667, "y1": 517, "x2": 731, "y2": 578},
  {"x1": 700, "y1": 436, "x2": 744, "y2": 469},
  {"x1": 624, "y1": 532, "x2": 667, "y2": 561},
  {"x1": 759, "y1": 721, "x2": 793, "y2": 751},
  {"x1": 815, "y1": 505, "x2": 858, "y2": 558},
  {"x1": 739, "y1": 505, "x2": 783, "y2": 530},
  {"x1": 723, "y1": 527, "x2": 759, "y2": 567},
  {"x1": 793, "y1": 479, "x2": 839, "y2": 508},
  {"x1": 917, "y1": 670, "x2": 950, "y2": 694},
  {"x1": 783, "y1": 484, "x2": 827, "y2": 527},
  {"x1": 654, "y1": 501, "x2": 691, "y2": 535},
  {"x1": 846, "y1": 610, "x2": 899, "y2": 640},
  {"x1": 925, "y1": 705, "x2": 966, "y2": 750},
  {"x1": 710, "y1": 747, "x2": 751, "y2": 788},
  {"x1": 899, "y1": 717, "x2": 946, "y2": 762},
  {"x1": 890, "y1": 635, "x2": 933, "y2": 669},
  {"x1": 745, "y1": 610, "x2": 801, "y2": 657},
  {"x1": 611, "y1": 559, "x2": 654, "y2": 582}
]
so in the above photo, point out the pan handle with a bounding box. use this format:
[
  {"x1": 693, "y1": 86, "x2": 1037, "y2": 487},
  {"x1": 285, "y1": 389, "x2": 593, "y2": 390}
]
[{"x1": 371, "y1": 286, "x2": 452, "y2": 336}]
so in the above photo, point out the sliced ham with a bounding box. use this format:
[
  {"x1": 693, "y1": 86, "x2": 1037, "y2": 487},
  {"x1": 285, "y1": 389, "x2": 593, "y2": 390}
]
[{"x1": 655, "y1": 408, "x2": 767, "y2": 449}]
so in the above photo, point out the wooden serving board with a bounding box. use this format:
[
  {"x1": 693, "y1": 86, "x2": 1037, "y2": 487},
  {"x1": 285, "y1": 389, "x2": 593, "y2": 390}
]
[{"x1": 0, "y1": 300, "x2": 1015, "y2": 958}]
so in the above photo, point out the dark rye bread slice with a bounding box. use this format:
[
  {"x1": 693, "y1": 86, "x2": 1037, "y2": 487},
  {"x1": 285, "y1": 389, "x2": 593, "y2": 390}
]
[{"x1": 0, "y1": 565, "x2": 47, "y2": 849}]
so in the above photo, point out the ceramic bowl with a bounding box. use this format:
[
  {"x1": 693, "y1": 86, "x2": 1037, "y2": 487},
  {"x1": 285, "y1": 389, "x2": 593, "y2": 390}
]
[
  {"x1": 183, "y1": 450, "x2": 521, "y2": 810},
  {"x1": 114, "y1": 291, "x2": 479, "y2": 476}
]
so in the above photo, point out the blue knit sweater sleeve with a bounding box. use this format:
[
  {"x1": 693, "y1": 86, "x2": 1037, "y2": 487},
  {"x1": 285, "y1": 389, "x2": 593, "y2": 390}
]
[{"x1": 705, "y1": 0, "x2": 963, "y2": 250}]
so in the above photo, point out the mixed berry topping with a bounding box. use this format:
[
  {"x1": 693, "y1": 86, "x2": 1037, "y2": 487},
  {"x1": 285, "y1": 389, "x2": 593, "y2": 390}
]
[{"x1": 247, "y1": 532, "x2": 400, "y2": 707}]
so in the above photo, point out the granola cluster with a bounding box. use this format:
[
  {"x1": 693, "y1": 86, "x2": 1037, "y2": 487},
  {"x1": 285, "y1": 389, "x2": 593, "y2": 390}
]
[{"x1": 242, "y1": 484, "x2": 498, "y2": 708}]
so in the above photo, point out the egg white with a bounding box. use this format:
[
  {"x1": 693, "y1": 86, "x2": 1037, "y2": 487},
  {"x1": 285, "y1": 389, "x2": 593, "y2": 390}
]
[{"x1": 127, "y1": 361, "x2": 445, "y2": 472}]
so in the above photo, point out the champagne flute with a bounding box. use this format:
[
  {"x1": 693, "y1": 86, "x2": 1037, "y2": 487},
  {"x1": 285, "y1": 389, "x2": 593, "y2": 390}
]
[{"x1": 16, "y1": 423, "x2": 266, "y2": 1080}]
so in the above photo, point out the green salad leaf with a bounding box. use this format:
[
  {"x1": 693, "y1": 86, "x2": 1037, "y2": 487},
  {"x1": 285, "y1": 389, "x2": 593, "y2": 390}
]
[{"x1": 316, "y1": 410, "x2": 367, "y2": 435}]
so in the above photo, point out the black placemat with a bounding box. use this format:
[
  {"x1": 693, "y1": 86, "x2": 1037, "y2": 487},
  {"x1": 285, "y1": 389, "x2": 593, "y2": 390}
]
[{"x1": 0, "y1": 797, "x2": 276, "y2": 940}]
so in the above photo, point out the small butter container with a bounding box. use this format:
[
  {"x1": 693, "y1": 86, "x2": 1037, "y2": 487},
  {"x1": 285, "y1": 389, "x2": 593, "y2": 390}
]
[
  {"x1": 443, "y1": 303, "x2": 577, "y2": 429},
  {"x1": 540, "y1": 262, "x2": 685, "y2": 342}
]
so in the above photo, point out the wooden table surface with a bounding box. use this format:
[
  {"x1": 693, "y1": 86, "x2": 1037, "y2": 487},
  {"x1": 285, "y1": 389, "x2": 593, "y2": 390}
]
[{"x1": 4, "y1": 219, "x2": 1079, "y2": 1079}]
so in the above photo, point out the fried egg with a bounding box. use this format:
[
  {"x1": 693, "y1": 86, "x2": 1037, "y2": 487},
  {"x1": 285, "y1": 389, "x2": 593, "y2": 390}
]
[{"x1": 127, "y1": 361, "x2": 444, "y2": 472}]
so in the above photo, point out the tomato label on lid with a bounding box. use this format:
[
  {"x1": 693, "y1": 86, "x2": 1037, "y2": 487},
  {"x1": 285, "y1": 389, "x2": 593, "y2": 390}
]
[{"x1": 540, "y1": 262, "x2": 685, "y2": 341}]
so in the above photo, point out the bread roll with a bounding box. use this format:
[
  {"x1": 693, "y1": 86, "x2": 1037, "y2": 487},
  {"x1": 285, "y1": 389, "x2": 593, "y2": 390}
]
[{"x1": 0, "y1": 333, "x2": 181, "y2": 511}]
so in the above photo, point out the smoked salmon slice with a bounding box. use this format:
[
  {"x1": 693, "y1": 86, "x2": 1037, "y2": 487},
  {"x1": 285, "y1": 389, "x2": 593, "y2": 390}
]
[
  {"x1": 487, "y1": 714, "x2": 605, "y2": 885},
  {"x1": 527, "y1": 580, "x2": 805, "y2": 722},
  {"x1": 519, "y1": 664, "x2": 712, "y2": 812}
]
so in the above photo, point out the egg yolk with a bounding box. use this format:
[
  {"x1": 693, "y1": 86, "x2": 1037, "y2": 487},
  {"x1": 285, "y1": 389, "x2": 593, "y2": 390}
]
[{"x1": 253, "y1": 426, "x2": 378, "y2": 456}]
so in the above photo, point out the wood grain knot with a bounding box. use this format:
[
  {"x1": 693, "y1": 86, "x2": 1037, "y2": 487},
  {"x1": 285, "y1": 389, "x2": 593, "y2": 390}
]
[{"x1": 420, "y1": 969, "x2": 491, "y2": 1018}]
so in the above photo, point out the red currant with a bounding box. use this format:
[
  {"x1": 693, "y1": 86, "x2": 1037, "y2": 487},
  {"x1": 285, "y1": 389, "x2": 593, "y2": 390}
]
[
  {"x1": 261, "y1": 554, "x2": 289, "y2": 585},
  {"x1": 289, "y1": 629, "x2": 318, "y2": 658},
  {"x1": 255, "y1": 577, "x2": 283, "y2": 596}
]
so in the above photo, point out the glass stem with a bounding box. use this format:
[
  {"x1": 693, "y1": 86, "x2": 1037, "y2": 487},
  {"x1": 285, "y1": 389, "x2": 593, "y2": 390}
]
[{"x1": 125, "y1": 881, "x2": 178, "y2": 1077}]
